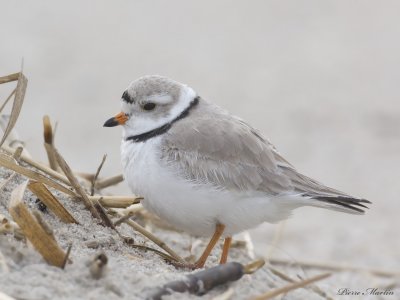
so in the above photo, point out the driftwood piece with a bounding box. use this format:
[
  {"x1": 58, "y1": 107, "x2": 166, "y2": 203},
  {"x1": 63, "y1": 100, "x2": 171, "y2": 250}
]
[
  {"x1": 148, "y1": 260, "x2": 264, "y2": 300},
  {"x1": 28, "y1": 180, "x2": 78, "y2": 224},
  {"x1": 8, "y1": 181, "x2": 66, "y2": 267}
]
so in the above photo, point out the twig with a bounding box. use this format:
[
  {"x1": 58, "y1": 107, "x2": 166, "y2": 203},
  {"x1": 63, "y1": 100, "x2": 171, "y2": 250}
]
[
  {"x1": 93, "y1": 200, "x2": 115, "y2": 229},
  {"x1": 95, "y1": 174, "x2": 124, "y2": 189},
  {"x1": 53, "y1": 148, "x2": 101, "y2": 220},
  {"x1": 0, "y1": 73, "x2": 19, "y2": 84},
  {"x1": 269, "y1": 267, "x2": 334, "y2": 300},
  {"x1": 252, "y1": 273, "x2": 331, "y2": 300},
  {"x1": 270, "y1": 258, "x2": 400, "y2": 278},
  {"x1": 91, "y1": 154, "x2": 107, "y2": 196},
  {"x1": 88, "y1": 195, "x2": 142, "y2": 208},
  {"x1": 1, "y1": 144, "x2": 71, "y2": 186},
  {"x1": 114, "y1": 214, "x2": 184, "y2": 263},
  {"x1": 0, "y1": 88, "x2": 16, "y2": 114},
  {"x1": 128, "y1": 244, "x2": 179, "y2": 262},
  {"x1": 0, "y1": 152, "x2": 76, "y2": 197},
  {"x1": 61, "y1": 243, "x2": 73, "y2": 269}
]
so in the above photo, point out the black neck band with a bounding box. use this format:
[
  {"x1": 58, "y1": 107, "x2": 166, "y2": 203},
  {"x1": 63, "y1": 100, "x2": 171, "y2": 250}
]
[{"x1": 125, "y1": 96, "x2": 199, "y2": 143}]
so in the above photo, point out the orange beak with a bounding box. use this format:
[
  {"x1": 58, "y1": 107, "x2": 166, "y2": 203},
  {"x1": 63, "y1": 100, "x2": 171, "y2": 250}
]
[{"x1": 103, "y1": 112, "x2": 128, "y2": 127}]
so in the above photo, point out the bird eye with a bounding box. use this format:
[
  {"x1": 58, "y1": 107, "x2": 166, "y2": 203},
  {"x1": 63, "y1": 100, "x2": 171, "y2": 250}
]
[{"x1": 143, "y1": 102, "x2": 156, "y2": 111}]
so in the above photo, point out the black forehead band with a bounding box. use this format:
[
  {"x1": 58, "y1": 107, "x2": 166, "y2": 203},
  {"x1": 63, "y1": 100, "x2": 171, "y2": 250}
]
[{"x1": 122, "y1": 91, "x2": 134, "y2": 103}]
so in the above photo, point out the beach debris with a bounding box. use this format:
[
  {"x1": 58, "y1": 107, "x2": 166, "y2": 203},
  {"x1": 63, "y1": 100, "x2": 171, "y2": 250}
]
[
  {"x1": 90, "y1": 154, "x2": 107, "y2": 196},
  {"x1": 251, "y1": 272, "x2": 331, "y2": 300},
  {"x1": 53, "y1": 148, "x2": 101, "y2": 220},
  {"x1": 61, "y1": 243, "x2": 73, "y2": 269},
  {"x1": 0, "y1": 213, "x2": 23, "y2": 239},
  {"x1": 95, "y1": 174, "x2": 124, "y2": 190},
  {"x1": 147, "y1": 259, "x2": 265, "y2": 300},
  {"x1": 8, "y1": 181, "x2": 66, "y2": 267},
  {"x1": 28, "y1": 180, "x2": 78, "y2": 224},
  {"x1": 0, "y1": 72, "x2": 27, "y2": 148},
  {"x1": 89, "y1": 195, "x2": 142, "y2": 208},
  {"x1": 269, "y1": 257, "x2": 400, "y2": 278},
  {"x1": 114, "y1": 213, "x2": 184, "y2": 263},
  {"x1": 88, "y1": 252, "x2": 108, "y2": 279},
  {"x1": 42, "y1": 115, "x2": 59, "y2": 171},
  {"x1": 0, "y1": 152, "x2": 75, "y2": 196}
]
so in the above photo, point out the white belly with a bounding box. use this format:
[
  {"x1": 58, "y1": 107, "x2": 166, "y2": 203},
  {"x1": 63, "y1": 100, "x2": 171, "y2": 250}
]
[{"x1": 121, "y1": 138, "x2": 296, "y2": 237}]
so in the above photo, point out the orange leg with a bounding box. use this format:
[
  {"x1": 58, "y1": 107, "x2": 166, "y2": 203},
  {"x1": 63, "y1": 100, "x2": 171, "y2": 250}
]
[
  {"x1": 219, "y1": 236, "x2": 232, "y2": 264},
  {"x1": 194, "y1": 223, "x2": 225, "y2": 269}
]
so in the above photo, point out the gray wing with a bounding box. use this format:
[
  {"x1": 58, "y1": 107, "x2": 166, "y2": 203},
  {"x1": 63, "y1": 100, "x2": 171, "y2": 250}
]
[{"x1": 160, "y1": 99, "x2": 370, "y2": 212}]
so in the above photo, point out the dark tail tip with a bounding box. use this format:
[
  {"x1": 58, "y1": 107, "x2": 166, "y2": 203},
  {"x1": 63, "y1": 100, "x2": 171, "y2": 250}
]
[{"x1": 307, "y1": 194, "x2": 371, "y2": 214}]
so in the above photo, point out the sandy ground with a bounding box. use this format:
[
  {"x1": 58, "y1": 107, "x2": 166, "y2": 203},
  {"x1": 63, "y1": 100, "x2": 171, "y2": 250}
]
[{"x1": 1, "y1": 1, "x2": 400, "y2": 299}]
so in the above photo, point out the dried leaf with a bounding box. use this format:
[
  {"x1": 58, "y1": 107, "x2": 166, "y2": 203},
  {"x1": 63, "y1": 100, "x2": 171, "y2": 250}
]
[
  {"x1": 0, "y1": 73, "x2": 28, "y2": 147},
  {"x1": 9, "y1": 181, "x2": 66, "y2": 268}
]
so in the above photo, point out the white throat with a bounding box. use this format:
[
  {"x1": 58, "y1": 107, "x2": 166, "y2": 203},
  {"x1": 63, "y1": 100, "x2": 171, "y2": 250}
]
[{"x1": 122, "y1": 85, "x2": 196, "y2": 140}]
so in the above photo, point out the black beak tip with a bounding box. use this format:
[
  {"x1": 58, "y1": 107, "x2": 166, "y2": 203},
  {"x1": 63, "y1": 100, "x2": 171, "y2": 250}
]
[{"x1": 103, "y1": 117, "x2": 118, "y2": 127}]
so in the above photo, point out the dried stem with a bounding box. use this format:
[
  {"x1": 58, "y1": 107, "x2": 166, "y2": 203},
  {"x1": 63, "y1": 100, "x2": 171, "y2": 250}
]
[
  {"x1": 53, "y1": 148, "x2": 101, "y2": 220},
  {"x1": 89, "y1": 195, "x2": 142, "y2": 208},
  {"x1": 95, "y1": 174, "x2": 124, "y2": 189},
  {"x1": 0, "y1": 72, "x2": 27, "y2": 148},
  {"x1": 1, "y1": 144, "x2": 71, "y2": 186},
  {"x1": 0, "y1": 73, "x2": 20, "y2": 84},
  {"x1": 270, "y1": 258, "x2": 400, "y2": 278},
  {"x1": 114, "y1": 213, "x2": 184, "y2": 263},
  {"x1": 0, "y1": 88, "x2": 16, "y2": 114},
  {"x1": 0, "y1": 152, "x2": 76, "y2": 197},
  {"x1": 62, "y1": 243, "x2": 73, "y2": 269},
  {"x1": 42, "y1": 115, "x2": 59, "y2": 171},
  {"x1": 91, "y1": 154, "x2": 107, "y2": 196},
  {"x1": 252, "y1": 273, "x2": 331, "y2": 300}
]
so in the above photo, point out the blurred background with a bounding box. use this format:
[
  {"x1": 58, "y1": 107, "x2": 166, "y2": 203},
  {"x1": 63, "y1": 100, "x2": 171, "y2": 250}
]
[{"x1": 1, "y1": 0, "x2": 399, "y2": 275}]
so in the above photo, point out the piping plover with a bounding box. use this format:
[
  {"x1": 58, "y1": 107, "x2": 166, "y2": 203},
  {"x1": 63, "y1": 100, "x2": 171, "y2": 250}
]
[{"x1": 104, "y1": 75, "x2": 370, "y2": 268}]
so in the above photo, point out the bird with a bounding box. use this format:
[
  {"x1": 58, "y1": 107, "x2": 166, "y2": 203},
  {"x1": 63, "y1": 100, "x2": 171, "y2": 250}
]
[{"x1": 104, "y1": 75, "x2": 370, "y2": 269}]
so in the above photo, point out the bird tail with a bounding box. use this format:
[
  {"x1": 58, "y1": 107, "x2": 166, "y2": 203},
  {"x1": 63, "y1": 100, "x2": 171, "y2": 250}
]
[{"x1": 304, "y1": 194, "x2": 371, "y2": 214}]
